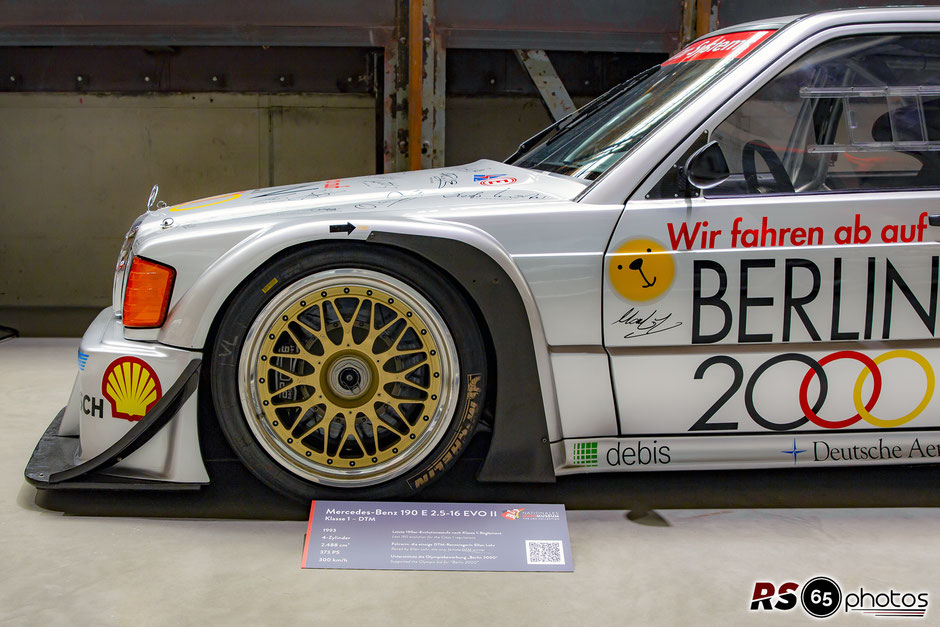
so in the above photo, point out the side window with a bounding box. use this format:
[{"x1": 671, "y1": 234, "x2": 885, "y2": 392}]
[{"x1": 709, "y1": 33, "x2": 940, "y2": 196}]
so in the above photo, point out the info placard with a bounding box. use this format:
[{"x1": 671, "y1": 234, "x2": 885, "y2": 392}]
[{"x1": 301, "y1": 501, "x2": 572, "y2": 572}]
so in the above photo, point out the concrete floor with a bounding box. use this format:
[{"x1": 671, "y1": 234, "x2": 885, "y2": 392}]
[{"x1": 3, "y1": 338, "x2": 940, "y2": 625}]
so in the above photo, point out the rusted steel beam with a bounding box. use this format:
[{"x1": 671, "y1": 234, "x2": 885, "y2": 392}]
[
  {"x1": 438, "y1": 0, "x2": 680, "y2": 53},
  {"x1": 696, "y1": 0, "x2": 712, "y2": 38},
  {"x1": 384, "y1": 0, "x2": 409, "y2": 173},
  {"x1": 0, "y1": 0, "x2": 395, "y2": 46},
  {"x1": 680, "y1": 0, "x2": 697, "y2": 48},
  {"x1": 514, "y1": 50, "x2": 575, "y2": 122},
  {"x1": 408, "y1": 0, "x2": 424, "y2": 171},
  {"x1": 421, "y1": 0, "x2": 445, "y2": 168}
]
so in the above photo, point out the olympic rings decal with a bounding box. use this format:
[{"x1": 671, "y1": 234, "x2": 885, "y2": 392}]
[
  {"x1": 798, "y1": 351, "x2": 882, "y2": 429},
  {"x1": 691, "y1": 350, "x2": 935, "y2": 432}
]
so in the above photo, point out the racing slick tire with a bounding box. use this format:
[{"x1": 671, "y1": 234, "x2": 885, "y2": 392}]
[{"x1": 210, "y1": 243, "x2": 487, "y2": 501}]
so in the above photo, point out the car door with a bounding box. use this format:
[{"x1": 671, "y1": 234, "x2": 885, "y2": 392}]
[{"x1": 603, "y1": 26, "x2": 940, "y2": 468}]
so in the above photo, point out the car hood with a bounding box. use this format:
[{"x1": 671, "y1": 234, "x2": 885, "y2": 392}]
[{"x1": 156, "y1": 159, "x2": 587, "y2": 227}]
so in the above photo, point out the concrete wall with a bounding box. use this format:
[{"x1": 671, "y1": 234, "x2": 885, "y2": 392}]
[
  {"x1": 0, "y1": 93, "x2": 552, "y2": 336},
  {"x1": 447, "y1": 96, "x2": 553, "y2": 164}
]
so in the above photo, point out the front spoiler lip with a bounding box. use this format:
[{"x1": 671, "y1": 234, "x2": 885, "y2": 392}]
[{"x1": 25, "y1": 359, "x2": 204, "y2": 490}]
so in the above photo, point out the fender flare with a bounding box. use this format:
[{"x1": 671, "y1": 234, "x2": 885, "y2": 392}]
[{"x1": 368, "y1": 231, "x2": 555, "y2": 483}]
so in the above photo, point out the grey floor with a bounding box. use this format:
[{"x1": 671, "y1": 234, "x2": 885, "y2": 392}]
[{"x1": 3, "y1": 338, "x2": 939, "y2": 625}]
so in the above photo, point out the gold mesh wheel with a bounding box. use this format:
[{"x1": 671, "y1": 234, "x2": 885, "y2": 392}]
[{"x1": 238, "y1": 269, "x2": 459, "y2": 487}]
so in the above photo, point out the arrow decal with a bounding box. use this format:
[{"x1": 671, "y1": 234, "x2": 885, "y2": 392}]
[{"x1": 330, "y1": 222, "x2": 356, "y2": 235}]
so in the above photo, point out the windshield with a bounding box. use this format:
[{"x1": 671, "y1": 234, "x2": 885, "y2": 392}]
[{"x1": 509, "y1": 30, "x2": 776, "y2": 181}]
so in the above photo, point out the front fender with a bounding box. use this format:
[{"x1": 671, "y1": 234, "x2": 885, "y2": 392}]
[{"x1": 156, "y1": 217, "x2": 559, "y2": 482}]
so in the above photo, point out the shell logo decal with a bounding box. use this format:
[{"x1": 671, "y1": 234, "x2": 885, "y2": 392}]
[{"x1": 101, "y1": 357, "x2": 162, "y2": 422}]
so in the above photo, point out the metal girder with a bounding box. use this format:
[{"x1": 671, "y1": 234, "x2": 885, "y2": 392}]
[
  {"x1": 680, "y1": 0, "x2": 697, "y2": 48},
  {"x1": 384, "y1": 0, "x2": 409, "y2": 173},
  {"x1": 514, "y1": 50, "x2": 575, "y2": 122},
  {"x1": 0, "y1": 26, "x2": 392, "y2": 48},
  {"x1": 680, "y1": 0, "x2": 716, "y2": 48},
  {"x1": 6, "y1": 0, "x2": 916, "y2": 56},
  {"x1": 447, "y1": 49, "x2": 666, "y2": 97},
  {"x1": 0, "y1": 0, "x2": 682, "y2": 53},
  {"x1": 0, "y1": 47, "x2": 374, "y2": 93},
  {"x1": 421, "y1": 0, "x2": 446, "y2": 169},
  {"x1": 0, "y1": 0, "x2": 395, "y2": 47},
  {"x1": 438, "y1": 0, "x2": 681, "y2": 53}
]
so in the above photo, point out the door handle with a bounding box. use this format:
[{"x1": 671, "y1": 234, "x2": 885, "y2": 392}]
[{"x1": 930, "y1": 214, "x2": 940, "y2": 227}]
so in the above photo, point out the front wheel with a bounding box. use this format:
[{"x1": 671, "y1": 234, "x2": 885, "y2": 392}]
[{"x1": 210, "y1": 245, "x2": 487, "y2": 501}]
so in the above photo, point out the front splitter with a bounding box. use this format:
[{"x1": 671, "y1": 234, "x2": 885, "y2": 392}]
[{"x1": 25, "y1": 359, "x2": 205, "y2": 491}]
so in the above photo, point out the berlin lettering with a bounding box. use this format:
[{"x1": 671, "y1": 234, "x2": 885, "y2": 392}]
[{"x1": 691, "y1": 256, "x2": 938, "y2": 344}]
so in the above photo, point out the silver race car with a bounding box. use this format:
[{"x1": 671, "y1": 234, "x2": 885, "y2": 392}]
[{"x1": 26, "y1": 7, "x2": 940, "y2": 501}]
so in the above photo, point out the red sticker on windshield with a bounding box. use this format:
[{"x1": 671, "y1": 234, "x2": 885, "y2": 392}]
[{"x1": 662, "y1": 30, "x2": 774, "y2": 65}]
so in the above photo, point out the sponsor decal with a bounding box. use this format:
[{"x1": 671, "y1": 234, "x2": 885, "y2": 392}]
[
  {"x1": 690, "y1": 350, "x2": 934, "y2": 432},
  {"x1": 77, "y1": 349, "x2": 88, "y2": 371},
  {"x1": 502, "y1": 508, "x2": 524, "y2": 520},
  {"x1": 568, "y1": 440, "x2": 671, "y2": 469},
  {"x1": 668, "y1": 212, "x2": 930, "y2": 251},
  {"x1": 101, "y1": 356, "x2": 162, "y2": 422},
  {"x1": 612, "y1": 215, "x2": 936, "y2": 345},
  {"x1": 569, "y1": 434, "x2": 940, "y2": 471},
  {"x1": 608, "y1": 238, "x2": 684, "y2": 338},
  {"x1": 474, "y1": 174, "x2": 517, "y2": 185},
  {"x1": 781, "y1": 439, "x2": 806, "y2": 464},
  {"x1": 609, "y1": 238, "x2": 676, "y2": 302},
  {"x1": 407, "y1": 373, "x2": 482, "y2": 490},
  {"x1": 572, "y1": 442, "x2": 598, "y2": 467},
  {"x1": 81, "y1": 394, "x2": 105, "y2": 418},
  {"x1": 169, "y1": 192, "x2": 242, "y2": 212},
  {"x1": 500, "y1": 507, "x2": 561, "y2": 521},
  {"x1": 261, "y1": 277, "x2": 278, "y2": 294},
  {"x1": 789, "y1": 437, "x2": 940, "y2": 463},
  {"x1": 463, "y1": 374, "x2": 482, "y2": 422},
  {"x1": 750, "y1": 577, "x2": 928, "y2": 618},
  {"x1": 605, "y1": 440, "x2": 671, "y2": 467},
  {"x1": 663, "y1": 30, "x2": 774, "y2": 66},
  {"x1": 324, "y1": 179, "x2": 349, "y2": 189}
]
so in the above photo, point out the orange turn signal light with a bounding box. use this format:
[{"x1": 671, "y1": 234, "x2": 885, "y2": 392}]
[{"x1": 122, "y1": 257, "x2": 176, "y2": 328}]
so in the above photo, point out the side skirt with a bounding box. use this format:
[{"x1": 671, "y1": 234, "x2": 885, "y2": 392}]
[{"x1": 553, "y1": 431, "x2": 940, "y2": 475}]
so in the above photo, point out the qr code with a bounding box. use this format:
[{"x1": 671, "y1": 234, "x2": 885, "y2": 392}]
[{"x1": 525, "y1": 540, "x2": 564, "y2": 565}]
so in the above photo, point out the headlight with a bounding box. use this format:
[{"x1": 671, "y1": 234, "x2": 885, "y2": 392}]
[{"x1": 112, "y1": 215, "x2": 145, "y2": 317}]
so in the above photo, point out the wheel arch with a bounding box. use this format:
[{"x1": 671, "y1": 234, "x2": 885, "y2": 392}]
[{"x1": 172, "y1": 219, "x2": 557, "y2": 483}]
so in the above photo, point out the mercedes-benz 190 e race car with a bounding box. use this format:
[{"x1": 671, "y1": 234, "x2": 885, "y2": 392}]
[{"x1": 25, "y1": 7, "x2": 940, "y2": 501}]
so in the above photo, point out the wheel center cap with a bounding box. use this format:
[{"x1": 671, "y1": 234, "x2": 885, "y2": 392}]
[{"x1": 327, "y1": 355, "x2": 372, "y2": 400}]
